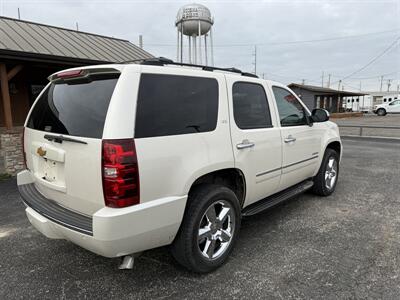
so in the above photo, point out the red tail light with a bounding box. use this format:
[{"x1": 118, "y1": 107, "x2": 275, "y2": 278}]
[{"x1": 102, "y1": 139, "x2": 140, "y2": 208}]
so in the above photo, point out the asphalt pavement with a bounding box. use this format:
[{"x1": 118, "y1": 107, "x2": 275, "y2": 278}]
[{"x1": 0, "y1": 138, "x2": 399, "y2": 299}]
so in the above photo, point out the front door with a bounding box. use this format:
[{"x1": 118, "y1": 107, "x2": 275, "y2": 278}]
[
  {"x1": 227, "y1": 77, "x2": 282, "y2": 207},
  {"x1": 387, "y1": 100, "x2": 400, "y2": 113},
  {"x1": 270, "y1": 85, "x2": 321, "y2": 191}
]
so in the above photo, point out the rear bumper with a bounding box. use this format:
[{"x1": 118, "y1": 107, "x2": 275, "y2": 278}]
[{"x1": 18, "y1": 170, "x2": 187, "y2": 257}]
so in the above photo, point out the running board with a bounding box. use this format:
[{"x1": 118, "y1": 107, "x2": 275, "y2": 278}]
[{"x1": 242, "y1": 180, "x2": 314, "y2": 217}]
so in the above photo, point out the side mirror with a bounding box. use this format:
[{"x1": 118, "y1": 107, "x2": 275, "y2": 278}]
[{"x1": 311, "y1": 108, "x2": 330, "y2": 122}]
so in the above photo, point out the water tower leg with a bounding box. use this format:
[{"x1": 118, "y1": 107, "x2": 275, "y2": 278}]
[
  {"x1": 210, "y1": 27, "x2": 214, "y2": 66},
  {"x1": 193, "y1": 36, "x2": 197, "y2": 64},
  {"x1": 176, "y1": 27, "x2": 179, "y2": 62},
  {"x1": 204, "y1": 34, "x2": 208, "y2": 66},
  {"x1": 198, "y1": 21, "x2": 202, "y2": 65},
  {"x1": 188, "y1": 36, "x2": 191, "y2": 64},
  {"x1": 180, "y1": 22, "x2": 183, "y2": 63}
]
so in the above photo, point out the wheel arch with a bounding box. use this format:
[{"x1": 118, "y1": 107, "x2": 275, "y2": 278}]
[
  {"x1": 186, "y1": 168, "x2": 247, "y2": 208},
  {"x1": 325, "y1": 140, "x2": 342, "y2": 158}
]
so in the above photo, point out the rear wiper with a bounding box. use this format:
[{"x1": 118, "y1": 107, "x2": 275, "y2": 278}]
[{"x1": 44, "y1": 134, "x2": 87, "y2": 145}]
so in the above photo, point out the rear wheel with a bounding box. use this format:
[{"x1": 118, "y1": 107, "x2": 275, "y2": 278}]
[
  {"x1": 312, "y1": 148, "x2": 339, "y2": 196},
  {"x1": 377, "y1": 108, "x2": 386, "y2": 116},
  {"x1": 171, "y1": 184, "x2": 241, "y2": 273}
]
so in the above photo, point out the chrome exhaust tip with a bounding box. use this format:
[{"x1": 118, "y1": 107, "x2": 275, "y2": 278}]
[{"x1": 118, "y1": 255, "x2": 134, "y2": 270}]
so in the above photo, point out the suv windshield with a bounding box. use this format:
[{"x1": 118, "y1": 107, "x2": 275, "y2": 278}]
[{"x1": 27, "y1": 76, "x2": 119, "y2": 139}]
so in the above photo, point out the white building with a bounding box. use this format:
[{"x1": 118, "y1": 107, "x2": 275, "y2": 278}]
[{"x1": 343, "y1": 91, "x2": 400, "y2": 112}]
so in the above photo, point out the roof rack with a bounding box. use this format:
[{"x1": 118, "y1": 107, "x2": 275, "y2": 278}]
[{"x1": 137, "y1": 57, "x2": 258, "y2": 78}]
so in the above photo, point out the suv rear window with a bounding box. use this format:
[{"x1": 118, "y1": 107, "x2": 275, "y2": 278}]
[
  {"x1": 27, "y1": 77, "x2": 118, "y2": 139},
  {"x1": 135, "y1": 74, "x2": 219, "y2": 138}
]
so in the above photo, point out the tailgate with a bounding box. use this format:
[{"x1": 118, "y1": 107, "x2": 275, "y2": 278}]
[{"x1": 23, "y1": 70, "x2": 120, "y2": 215}]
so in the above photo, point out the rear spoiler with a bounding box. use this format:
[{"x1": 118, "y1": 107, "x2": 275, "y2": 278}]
[{"x1": 48, "y1": 68, "x2": 121, "y2": 83}]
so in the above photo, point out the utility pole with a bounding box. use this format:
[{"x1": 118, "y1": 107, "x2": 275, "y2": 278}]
[
  {"x1": 139, "y1": 35, "x2": 143, "y2": 49},
  {"x1": 337, "y1": 80, "x2": 342, "y2": 112},
  {"x1": 252, "y1": 45, "x2": 257, "y2": 75},
  {"x1": 17, "y1": 7, "x2": 20, "y2": 19},
  {"x1": 327, "y1": 74, "x2": 331, "y2": 88},
  {"x1": 387, "y1": 79, "x2": 392, "y2": 92},
  {"x1": 75, "y1": 22, "x2": 79, "y2": 31},
  {"x1": 321, "y1": 71, "x2": 324, "y2": 87},
  {"x1": 380, "y1": 76, "x2": 384, "y2": 92}
]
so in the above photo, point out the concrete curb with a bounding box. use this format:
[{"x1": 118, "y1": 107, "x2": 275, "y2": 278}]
[{"x1": 341, "y1": 135, "x2": 400, "y2": 143}]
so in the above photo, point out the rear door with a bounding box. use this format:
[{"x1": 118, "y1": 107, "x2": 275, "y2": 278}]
[
  {"x1": 270, "y1": 85, "x2": 321, "y2": 190},
  {"x1": 24, "y1": 69, "x2": 121, "y2": 215},
  {"x1": 227, "y1": 76, "x2": 282, "y2": 207}
]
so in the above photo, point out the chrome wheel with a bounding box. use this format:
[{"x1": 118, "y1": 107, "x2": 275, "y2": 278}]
[
  {"x1": 325, "y1": 157, "x2": 338, "y2": 190},
  {"x1": 198, "y1": 200, "x2": 235, "y2": 260}
]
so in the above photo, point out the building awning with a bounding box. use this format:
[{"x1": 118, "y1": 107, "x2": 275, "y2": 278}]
[
  {"x1": 288, "y1": 83, "x2": 367, "y2": 97},
  {"x1": 0, "y1": 16, "x2": 153, "y2": 65}
]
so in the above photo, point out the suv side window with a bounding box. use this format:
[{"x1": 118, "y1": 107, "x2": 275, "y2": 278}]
[
  {"x1": 272, "y1": 86, "x2": 308, "y2": 126},
  {"x1": 232, "y1": 82, "x2": 272, "y2": 129},
  {"x1": 135, "y1": 74, "x2": 219, "y2": 138}
]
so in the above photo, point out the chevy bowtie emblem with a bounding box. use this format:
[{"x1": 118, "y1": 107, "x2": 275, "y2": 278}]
[{"x1": 37, "y1": 147, "x2": 47, "y2": 157}]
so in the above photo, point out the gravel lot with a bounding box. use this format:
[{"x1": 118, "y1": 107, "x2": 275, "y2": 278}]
[
  {"x1": 333, "y1": 114, "x2": 400, "y2": 138},
  {"x1": 0, "y1": 138, "x2": 399, "y2": 299}
]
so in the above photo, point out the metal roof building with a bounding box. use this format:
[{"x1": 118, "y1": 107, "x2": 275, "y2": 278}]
[
  {"x1": 288, "y1": 83, "x2": 366, "y2": 113},
  {"x1": 0, "y1": 16, "x2": 153, "y2": 129},
  {"x1": 0, "y1": 16, "x2": 152, "y2": 65}
]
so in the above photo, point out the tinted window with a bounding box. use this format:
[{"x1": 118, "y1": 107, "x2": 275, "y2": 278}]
[
  {"x1": 272, "y1": 86, "x2": 308, "y2": 126},
  {"x1": 232, "y1": 82, "x2": 272, "y2": 129},
  {"x1": 28, "y1": 77, "x2": 118, "y2": 138},
  {"x1": 135, "y1": 74, "x2": 218, "y2": 138}
]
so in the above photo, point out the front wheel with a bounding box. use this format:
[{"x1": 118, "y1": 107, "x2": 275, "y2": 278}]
[
  {"x1": 312, "y1": 148, "x2": 339, "y2": 196},
  {"x1": 170, "y1": 184, "x2": 241, "y2": 273},
  {"x1": 377, "y1": 108, "x2": 386, "y2": 116}
]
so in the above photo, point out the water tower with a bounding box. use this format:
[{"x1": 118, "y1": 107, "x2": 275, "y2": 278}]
[{"x1": 175, "y1": 3, "x2": 214, "y2": 66}]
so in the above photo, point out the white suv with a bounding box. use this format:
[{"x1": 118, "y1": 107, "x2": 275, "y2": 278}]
[
  {"x1": 18, "y1": 58, "x2": 342, "y2": 273},
  {"x1": 374, "y1": 100, "x2": 400, "y2": 116}
]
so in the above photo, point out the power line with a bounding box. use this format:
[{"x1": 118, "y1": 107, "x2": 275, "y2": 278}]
[
  {"x1": 144, "y1": 29, "x2": 400, "y2": 48},
  {"x1": 332, "y1": 36, "x2": 400, "y2": 84},
  {"x1": 330, "y1": 71, "x2": 398, "y2": 80}
]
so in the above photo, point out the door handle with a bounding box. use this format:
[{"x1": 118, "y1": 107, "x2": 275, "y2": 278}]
[
  {"x1": 284, "y1": 135, "x2": 296, "y2": 143},
  {"x1": 236, "y1": 139, "x2": 255, "y2": 150}
]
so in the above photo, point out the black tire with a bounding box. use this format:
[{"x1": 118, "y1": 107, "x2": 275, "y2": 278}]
[
  {"x1": 377, "y1": 108, "x2": 386, "y2": 116},
  {"x1": 311, "y1": 148, "x2": 339, "y2": 196},
  {"x1": 170, "y1": 184, "x2": 241, "y2": 273}
]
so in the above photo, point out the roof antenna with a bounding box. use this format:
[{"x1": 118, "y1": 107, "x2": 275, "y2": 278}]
[
  {"x1": 76, "y1": 22, "x2": 79, "y2": 31},
  {"x1": 18, "y1": 7, "x2": 21, "y2": 19}
]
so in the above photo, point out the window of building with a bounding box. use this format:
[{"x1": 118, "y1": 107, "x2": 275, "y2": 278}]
[
  {"x1": 135, "y1": 74, "x2": 219, "y2": 138},
  {"x1": 232, "y1": 82, "x2": 272, "y2": 129}
]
